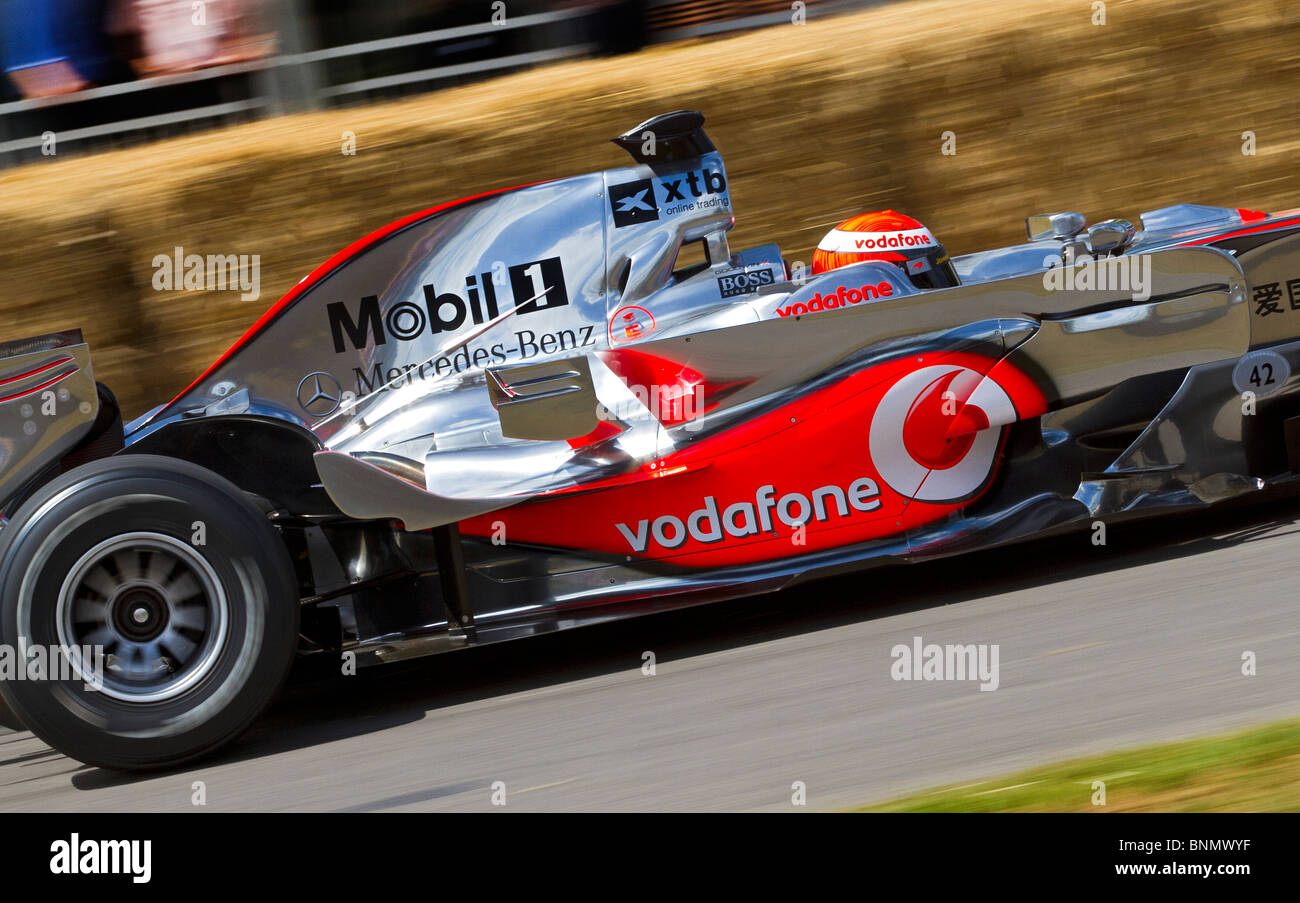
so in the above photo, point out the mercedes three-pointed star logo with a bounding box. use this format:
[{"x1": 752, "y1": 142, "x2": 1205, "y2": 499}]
[{"x1": 296, "y1": 371, "x2": 342, "y2": 417}]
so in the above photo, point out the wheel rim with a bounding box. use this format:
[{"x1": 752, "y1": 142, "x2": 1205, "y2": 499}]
[{"x1": 56, "y1": 532, "x2": 230, "y2": 703}]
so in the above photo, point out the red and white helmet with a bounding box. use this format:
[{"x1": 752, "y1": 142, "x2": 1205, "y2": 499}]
[{"x1": 811, "y1": 210, "x2": 960, "y2": 289}]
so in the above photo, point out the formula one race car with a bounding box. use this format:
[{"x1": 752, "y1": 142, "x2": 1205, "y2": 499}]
[{"x1": 4, "y1": 111, "x2": 1300, "y2": 769}]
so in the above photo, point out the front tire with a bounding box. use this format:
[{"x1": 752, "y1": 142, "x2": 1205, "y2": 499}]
[{"x1": 0, "y1": 454, "x2": 298, "y2": 770}]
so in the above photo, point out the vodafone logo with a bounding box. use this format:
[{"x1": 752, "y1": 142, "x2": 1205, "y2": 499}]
[
  {"x1": 615, "y1": 479, "x2": 882, "y2": 553},
  {"x1": 775, "y1": 281, "x2": 893, "y2": 318},
  {"x1": 818, "y1": 227, "x2": 936, "y2": 254},
  {"x1": 869, "y1": 365, "x2": 1016, "y2": 503}
]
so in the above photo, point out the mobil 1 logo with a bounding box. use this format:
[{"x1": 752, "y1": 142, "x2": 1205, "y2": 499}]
[
  {"x1": 510, "y1": 256, "x2": 568, "y2": 313},
  {"x1": 328, "y1": 256, "x2": 569, "y2": 353}
]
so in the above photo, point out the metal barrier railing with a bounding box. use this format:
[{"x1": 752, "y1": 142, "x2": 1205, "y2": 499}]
[
  {"x1": 0, "y1": 7, "x2": 596, "y2": 165},
  {"x1": 0, "y1": 1, "x2": 879, "y2": 167}
]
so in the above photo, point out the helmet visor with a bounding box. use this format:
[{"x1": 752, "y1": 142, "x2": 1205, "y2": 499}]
[{"x1": 897, "y1": 246, "x2": 960, "y2": 290}]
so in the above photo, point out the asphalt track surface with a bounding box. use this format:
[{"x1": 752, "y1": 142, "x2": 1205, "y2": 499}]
[{"x1": 2, "y1": 494, "x2": 1298, "y2": 812}]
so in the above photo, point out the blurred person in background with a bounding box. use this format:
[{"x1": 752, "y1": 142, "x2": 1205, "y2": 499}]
[
  {"x1": 107, "y1": 0, "x2": 274, "y2": 77},
  {"x1": 1, "y1": 0, "x2": 273, "y2": 99},
  {"x1": 2, "y1": 0, "x2": 643, "y2": 101},
  {"x1": 1, "y1": 0, "x2": 129, "y2": 97}
]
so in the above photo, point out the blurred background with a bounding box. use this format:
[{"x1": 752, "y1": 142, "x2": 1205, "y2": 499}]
[
  {"x1": 0, "y1": 0, "x2": 863, "y2": 158},
  {"x1": 0, "y1": 0, "x2": 1297, "y2": 417}
]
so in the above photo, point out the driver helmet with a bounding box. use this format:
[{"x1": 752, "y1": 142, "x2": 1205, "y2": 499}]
[{"x1": 811, "y1": 210, "x2": 960, "y2": 289}]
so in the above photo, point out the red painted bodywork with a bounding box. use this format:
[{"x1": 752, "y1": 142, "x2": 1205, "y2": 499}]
[{"x1": 462, "y1": 351, "x2": 1045, "y2": 567}]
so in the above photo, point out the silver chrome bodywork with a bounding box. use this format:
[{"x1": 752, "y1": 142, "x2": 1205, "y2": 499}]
[
  {"x1": 10, "y1": 114, "x2": 1300, "y2": 670},
  {"x1": 0, "y1": 332, "x2": 98, "y2": 513}
]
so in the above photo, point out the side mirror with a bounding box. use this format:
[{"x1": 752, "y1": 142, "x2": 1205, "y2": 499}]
[
  {"x1": 1086, "y1": 219, "x2": 1136, "y2": 255},
  {"x1": 1026, "y1": 211, "x2": 1086, "y2": 241}
]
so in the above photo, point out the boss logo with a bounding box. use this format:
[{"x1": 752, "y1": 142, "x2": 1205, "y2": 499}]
[
  {"x1": 327, "y1": 257, "x2": 568, "y2": 353},
  {"x1": 717, "y1": 268, "x2": 776, "y2": 298}
]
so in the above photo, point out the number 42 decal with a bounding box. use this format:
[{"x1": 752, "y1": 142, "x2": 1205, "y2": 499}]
[{"x1": 1232, "y1": 350, "x2": 1291, "y2": 398}]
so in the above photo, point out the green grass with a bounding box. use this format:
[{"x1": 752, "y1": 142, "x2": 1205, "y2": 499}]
[{"x1": 858, "y1": 719, "x2": 1300, "y2": 812}]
